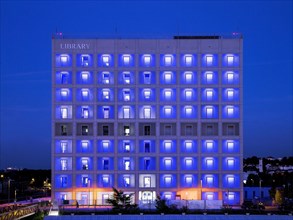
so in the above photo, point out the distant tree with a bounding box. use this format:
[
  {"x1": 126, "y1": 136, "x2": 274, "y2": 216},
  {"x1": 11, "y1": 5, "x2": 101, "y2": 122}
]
[
  {"x1": 106, "y1": 187, "x2": 138, "y2": 213},
  {"x1": 155, "y1": 195, "x2": 170, "y2": 213}
]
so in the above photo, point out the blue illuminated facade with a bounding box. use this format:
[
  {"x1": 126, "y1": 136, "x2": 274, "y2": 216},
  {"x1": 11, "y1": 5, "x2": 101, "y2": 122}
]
[{"x1": 52, "y1": 36, "x2": 243, "y2": 206}]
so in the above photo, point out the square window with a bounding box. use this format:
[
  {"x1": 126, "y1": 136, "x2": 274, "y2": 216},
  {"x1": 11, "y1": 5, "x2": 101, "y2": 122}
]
[
  {"x1": 164, "y1": 176, "x2": 172, "y2": 184},
  {"x1": 227, "y1": 56, "x2": 234, "y2": 65},
  {"x1": 164, "y1": 107, "x2": 172, "y2": 116},
  {"x1": 144, "y1": 141, "x2": 150, "y2": 152},
  {"x1": 102, "y1": 55, "x2": 110, "y2": 66},
  {"x1": 60, "y1": 55, "x2": 68, "y2": 63},
  {"x1": 124, "y1": 142, "x2": 130, "y2": 152},
  {"x1": 165, "y1": 194, "x2": 172, "y2": 200},
  {"x1": 227, "y1": 107, "x2": 234, "y2": 116},
  {"x1": 82, "y1": 90, "x2": 89, "y2": 99},
  {"x1": 61, "y1": 159, "x2": 67, "y2": 170},
  {"x1": 103, "y1": 126, "x2": 109, "y2": 136},
  {"x1": 185, "y1": 55, "x2": 192, "y2": 66},
  {"x1": 206, "y1": 193, "x2": 214, "y2": 200},
  {"x1": 103, "y1": 107, "x2": 109, "y2": 119},
  {"x1": 122, "y1": 55, "x2": 130, "y2": 65},
  {"x1": 144, "y1": 125, "x2": 151, "y2": 135},
  {"x1": 123, "y1": 90, "x2": 130, "y2": 101},
  {"x1": 164, "y1": 90, "x2": 172, "y2": 99},
  {"x1": 206, "y1": 90, "x2": 213, "y2": 100},
  {"x1": 227, "y1": 73, "x2": 234, "y2": 82},
  {"x1": 102, "y1": 72, "x2": 110, "y2": 84},
  {"x1": 81, "y1": 72, "x2": 89, "y2": 81},
  {"x1": 185, "y1": 141, "x2": 192, "y2": 150},
  {"x1": 206, "y1": 158, "x2": 214, "y2": 166},
  {"x1": 206, "y1": 56, "x2": 213, "y2": 65},
  {"x1": 81, "y1": 141, "x2": 89, "y2": 149},
  {"x1": 81, "y1": 55, "x2": 89, "y2": 66},
  {"x1": 164, "y1": 141, "x2": 172, "y2": 150},
  {"x1": 124, "y1": 126, "x2": 130, "y2": 136},
  {"x1": 124, "y1": 176, "x2": 130, "y2": 187},
  {"x1": 123, "y1": 72, "x2": 131, "y2": 84},
  {"x1": 227, "y1": 159, "x2": 235, "y2": 167},
  {"x1": 61, "y1": 141, "x2": 67, "y2": 153},
  {"x1": 103, "y1": 175, "x2": 109, "y2": 184},
  {"x1": 82, "y1": 159, "x2": 88, "y2": 170},
  {"x1": 61, "y1": 89, "x2": 68, "y2": 97},
  {"x1": 185, "y1": 106, "x2": 192, "y2": 115},
  {"x1": 82, "y1": 107, "x2": 89, "y2": 118},
  {"x1": 102, "y1": 141, "x2": 109, "y2": 149},
  {"x1": 164, "y1": 72, "x2": 172, "y2": 82},
  {"x1": 144, "y1": 107, "x2": 151, "y2": 119},
  {"x1": 143, "y1": 55, "x2": 151, "y2": 65},
  {"x1": 227, "y1": 176, "x2": 234, "y2": 184},
  {"x1": 206, "y1": 73, "x2": 213, "y2": 81},
  {"x1": 185, "y1": 90, "x2": 192, "y2": 100},
  {"x1": 164, "y1": 55, "x2": 172, "y2": 66},
  {"x1": 185, "y1": 72, "x2": 193, "y2": 82},
  {"x1": 185, "y1": 159, "x2": 192, "y2": 167},
  {"x1": 228, "y1": 193, "x2": 235, "y2": 200},
  {"x1": 164, "y1": 158, "x2": 172, "y2": 167},
  {"x1": 123, "y1": 107, "x2": 130, "y2": 118},
  {"x1": 61, "y1": 107, "x2": 68, "y2": 119},
  {"x1": 206, "y1": 107, "x2": 213, "y2": 117},
  {"x1": 124, "y1": 159, "x2": 130, "y2": 170},
  {"x1": 185, "y1": 176, "x2": 192, "y2": 184},
  {"x1": 206, "y1": 176, "x2": 214, "y2": 184},
  {"x1": 227, "y1": 90, "x2": 234, "y2": 99},
  {"x1": 144, "y1": 176, "x2": 151, "y2": 187},
  {"x1": 143, "y1": 72, "x2": 151, "y2": 84},
  {"x1": 206, "y1": 141, "x2": 213, "y2": 149},
  {"x1": 143, "y1": 89, "x2": 151, "y2": 99},
  {"x1": 227, "y1": 141, "x2": 234, "y2": 150},
  {"x1": 102, "y1": 90, "x2": 110, "y2": 100}
]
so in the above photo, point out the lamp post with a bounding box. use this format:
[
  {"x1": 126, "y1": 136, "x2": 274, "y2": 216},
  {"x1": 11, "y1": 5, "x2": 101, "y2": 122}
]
[
  {"x1": 8, "y1": 178, "x2": 10, "y2": 203},
  {"x1": 259, "y1": 179, "x2": 262, "y2": 202},
  {"x1": 14, "y1": 189, "x2": 17, "y2": 203}
]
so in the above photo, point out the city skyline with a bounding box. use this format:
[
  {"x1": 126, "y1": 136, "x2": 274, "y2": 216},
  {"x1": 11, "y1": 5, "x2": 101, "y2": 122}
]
[{"x1": 0, "y1": 0, "x2": 292, "y2": 169}]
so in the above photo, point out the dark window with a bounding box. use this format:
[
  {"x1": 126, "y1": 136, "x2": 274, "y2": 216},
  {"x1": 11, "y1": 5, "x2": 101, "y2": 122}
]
[
  {"x1": 144, "y1": 142, "x2": 150, "y2": 153},
  {"x1": 82, "y1": 177, "x2": 88, "y2": 187},
  {"x1": 61, "y1": 73, "x2": 69, "y2": 84},
  {"x1": 164, "y1": 125, "x2": 172, "y2": 135},
  {"x1": 61, "y1": 125, "x2": 67, "y2": 136},
  {"x1": 185, "y1": 125, "x2": 192, "y2": 135},
  {"x1": 144, "y1": 159, "x2": 150, "y2": 170},
  {"x1": 207, "y1": 125, "x2": 213, "y2": 135},
  {"x1": 82, "y1": 125, "x2": 89, "y2": 135},
  {"x1": 227, "y1": 125, "x2": 235, "y2": 135},
  {"x1": 144, "y1": 125, "x2": 151, "y2": 136},
  {"x1": 103, "y1": 126, "x2": 109, "y2": 136},
  {"x1": 124, "y1": 126, "x2": 130, "y2": 136},
  {"x1": 103, "y1": 159, "x2": 109, "y2": 170}
]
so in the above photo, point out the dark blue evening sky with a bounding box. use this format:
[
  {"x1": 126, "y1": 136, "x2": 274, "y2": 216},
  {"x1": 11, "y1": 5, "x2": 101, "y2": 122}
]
[{"x1": 0, "y1": 0, "x2": 292, "y2": 169}]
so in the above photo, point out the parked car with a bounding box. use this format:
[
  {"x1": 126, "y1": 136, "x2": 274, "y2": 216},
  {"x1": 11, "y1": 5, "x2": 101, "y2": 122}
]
[{"x1": 241, "y1": 200, "x2": 265, "y2": 210}]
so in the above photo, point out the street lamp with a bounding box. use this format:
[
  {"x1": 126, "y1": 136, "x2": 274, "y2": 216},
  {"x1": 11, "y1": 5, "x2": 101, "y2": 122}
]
[
  {"x1": 259, "y1": 179, "x2": 262, "y2": 201},
  {"x1": 14, "y1": 189, "x2": 17, "y2": 203}
]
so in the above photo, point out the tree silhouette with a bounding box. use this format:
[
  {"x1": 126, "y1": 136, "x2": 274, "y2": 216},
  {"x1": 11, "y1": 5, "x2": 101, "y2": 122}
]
[{"x1": 106, "y1": 187, "x2": 138, "y2": 212}]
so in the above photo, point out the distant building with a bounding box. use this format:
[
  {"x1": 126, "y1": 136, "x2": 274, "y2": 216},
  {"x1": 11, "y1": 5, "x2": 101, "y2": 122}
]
[{"x1": 51, "y1": 35, "x2": 243, "y2": 206}]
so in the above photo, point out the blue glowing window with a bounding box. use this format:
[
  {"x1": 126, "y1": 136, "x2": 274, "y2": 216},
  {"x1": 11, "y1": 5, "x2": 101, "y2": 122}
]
[
  {"x1": 143, "y1": 72, "x2": 151, "y2": 84},
  {"x1": 164, "y1": 158, "x2": 172, "y2": 168},
  {"x1": 123, "y1": 159, "x2": 130, "y2": 170},
  {"x1": 227, "y1": 176, "x2": 235, "y2": 184},
  {"x1": 102, "y1": 72, "x2": 110, "y2": 84},
  {"x1": 61, "y1": 176, "x2": 67, "y2": 187},
  {"x1": 206, "y1": 55, "x2": 213, "y2": 66},
  {"x1": 122, "y1": 55, "x2": 131, "y2": 65},
  {"x1": 184, "y1": 55, "x2": 193, "y2": 66},
  {"x1": 60, "y1": 55, "x2": 69, "y2": 63},
  {"x1": 143, "y1": 89, "x2": 151, "y2": 99},
  {"x1": 123, "y1": 72, "x2": 131, "y2": 84},
  {"x1": 124, "y1": 176, "x2": 130, "y2": 187},
  {"x1": 164, "y1": 176, "x2": 172, "y2": 184},
  {"x1": 163, "y1": 71, "x2": 172, "y2": 83},
  {"x1": 184, "y1": 71, "x2": 193, "y2": 83},
  {"x1": 81, "y1": 55, "x2": 90, "y2": 66},
  {"x1": 206, "y1": 107, "x2": 214, "y2": 118},
  {"x1": 102, "y1": 55, "x2": 110, "y2": 66},
  {"x1": 103, "y1": 107, "x2": 109, "y2": 119},
  {"x1": 185, "y1": 141, "x2": 192, "y2": 150},
  {"x1": 164, "y1": 55, "x2": 173, "y2": 66},
  {"x1": 185, "y1": 176, "x2": 193, "y2": 184},
  {"x1": 102, "y1": 175, "x2": 109, "y2": 184},
  {"x1": 103, "y1": 159, "x2": 109, "y2": 170}
]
